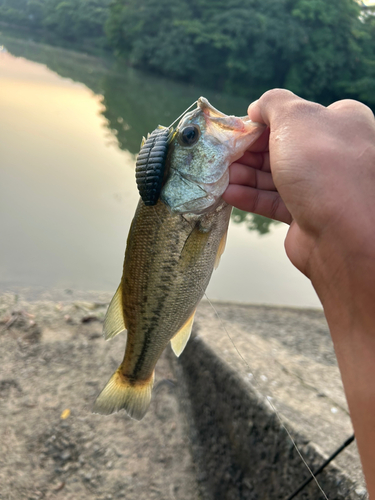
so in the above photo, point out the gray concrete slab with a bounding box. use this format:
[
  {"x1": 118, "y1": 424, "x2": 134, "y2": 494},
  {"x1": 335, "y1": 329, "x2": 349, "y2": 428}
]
[
  {"x1": 171, "y1": 301, "x2": 367, "y2": 499},
  {"x1": 1, "y1": 290, "x2": 367, "y2": 499}
]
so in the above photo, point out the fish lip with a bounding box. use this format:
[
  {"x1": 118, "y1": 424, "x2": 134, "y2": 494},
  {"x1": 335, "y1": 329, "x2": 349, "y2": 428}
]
[
  {"x1": 197, "y1": 96, "x2": 265, "y2": 133},
  {"x1": 197, "y1": 97, "x2": 227, "y2": 118}
]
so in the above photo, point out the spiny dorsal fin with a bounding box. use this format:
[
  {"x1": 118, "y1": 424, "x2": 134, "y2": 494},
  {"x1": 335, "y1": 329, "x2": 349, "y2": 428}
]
[
  {"x1": 103, "y1": 285, "x2": 126, "y2": 341},
  {"x1": 140, "y1": 136, "x2": 146, "y2": 148},
  {"x1": 170, "y1": 310, "x2": 196, "y2": 357},
  {"x1": 214, "y1": 229, "x2": 228, "y2": 269}
]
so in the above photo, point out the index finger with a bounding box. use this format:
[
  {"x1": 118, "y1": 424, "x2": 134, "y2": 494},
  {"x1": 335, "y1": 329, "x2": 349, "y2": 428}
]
[{"x1": 246, "y1": 126, "x2": 270, "y2": 153}]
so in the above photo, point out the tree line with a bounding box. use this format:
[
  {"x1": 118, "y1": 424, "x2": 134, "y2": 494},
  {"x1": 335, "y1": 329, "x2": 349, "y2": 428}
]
[{"x1": 1, "y1": 0, "x2": 374, "y2": 107}]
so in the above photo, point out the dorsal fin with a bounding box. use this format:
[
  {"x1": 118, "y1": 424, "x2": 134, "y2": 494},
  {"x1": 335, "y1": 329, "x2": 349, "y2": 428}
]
[
  {"x1": 103, "y1": 285, "x2": 126, "y2": 341},
  {"x1": 170, "y1": 310, "x2": 196, "y2": 357},
  {"x1": 214, "y1": 229, "x2": 228, "y2": 269}
]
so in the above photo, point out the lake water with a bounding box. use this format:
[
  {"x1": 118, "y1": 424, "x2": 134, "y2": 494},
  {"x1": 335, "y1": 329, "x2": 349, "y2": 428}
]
[{"x1": 0, "y1": 32, "x2": 321, "y2": 308}]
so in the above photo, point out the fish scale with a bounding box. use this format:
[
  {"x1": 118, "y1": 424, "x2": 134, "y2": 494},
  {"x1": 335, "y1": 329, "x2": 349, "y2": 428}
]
[{"x1": 121, "y1": 199, "x2": 231, "y2": 382}]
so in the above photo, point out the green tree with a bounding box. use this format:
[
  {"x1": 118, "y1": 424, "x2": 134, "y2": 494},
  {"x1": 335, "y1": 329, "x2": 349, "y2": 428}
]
[
  {"x1": 106, "y1": 0, "x2": 196, "y2": 78},
  {"x1": 0, "y1": 0, "x2": 29, "y2": 25},
  {"x1": 343, "y1": 6, "x2": 375, "y2": 105},
  {"x1": 105, "y1": 0, "x2": 374, "y2": 109},
  {"x1": 42, "y1": 0, "x2": 111, "y2": 42},
  {"x1": 285, "y1": 0, "x2": 363, "y2": 103},
  {"x1": 1, "y1": 0, "x2": 374, "y2": 109}
]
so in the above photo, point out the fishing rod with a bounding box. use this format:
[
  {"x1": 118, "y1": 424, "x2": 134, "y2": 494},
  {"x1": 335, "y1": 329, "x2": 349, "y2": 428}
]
[{"x1": 285, "y1": 434, "x2": 355, "y2": 500}]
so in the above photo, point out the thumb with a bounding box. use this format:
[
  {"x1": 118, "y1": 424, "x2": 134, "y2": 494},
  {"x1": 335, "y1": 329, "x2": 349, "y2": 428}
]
[{"x1": 248, "y1": 89, "x2": 302, "y2": 127}]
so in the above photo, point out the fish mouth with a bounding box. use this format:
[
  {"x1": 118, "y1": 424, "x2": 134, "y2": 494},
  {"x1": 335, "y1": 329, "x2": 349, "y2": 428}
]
[
  {"x1": 197, "y1": 97, "x2": 227, "y2": 119},
  {"x1": 197, "y1": 96, "x2": 265, "y2": 137}
]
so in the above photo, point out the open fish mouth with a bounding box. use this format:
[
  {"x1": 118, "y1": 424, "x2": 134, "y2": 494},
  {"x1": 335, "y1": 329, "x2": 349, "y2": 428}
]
[
  {"x1": 198, "y1": 96, "x2": 250, "y2": 127},
  {"x1": 197, "y1": 96, "x2": 265, "y2": 143}
]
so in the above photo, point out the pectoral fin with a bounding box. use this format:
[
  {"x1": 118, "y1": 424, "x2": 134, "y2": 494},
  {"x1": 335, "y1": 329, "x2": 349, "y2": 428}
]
[
  {"x1": 170, "y1": 310, "x2": 196, "y2": 357},
  {"x1": 180, "y1": 224, "x2": 210, "y2": 268},
  {"x1": 103, "y1": 285, "x2": 126, "y2": 340},
  {"x1": 214, "y1": 229, "x2": 228, "y2": 269}
]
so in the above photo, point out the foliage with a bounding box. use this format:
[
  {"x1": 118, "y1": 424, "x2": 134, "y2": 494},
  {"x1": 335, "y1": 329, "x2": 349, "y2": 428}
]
[
  {"x1": 105, "y1": 0, "x2": 375, "y2": 107},
  {"x1": 342, "y1": 6, "x2": 375, "y2": 105},
  {"x1": 0, "y1": 0, "x2": 111, "y2": 46},
  {"x1": 0, "y1": 0, "x2": 375, "y2": 108}
]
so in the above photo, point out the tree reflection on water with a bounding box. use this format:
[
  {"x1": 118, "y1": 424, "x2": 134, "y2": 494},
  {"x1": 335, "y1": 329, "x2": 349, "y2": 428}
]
[
  {"x1": 1, "y1": 29, "x2": 277, "y2": 236},
  {"x1": 231, "y1": 208, "x2": 280, "y2": 235}
]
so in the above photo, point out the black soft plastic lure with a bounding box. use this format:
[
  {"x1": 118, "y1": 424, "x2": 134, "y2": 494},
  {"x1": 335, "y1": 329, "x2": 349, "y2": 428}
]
[{"x1": 135, "y1": 126, "x2": 173, "y2": 206}]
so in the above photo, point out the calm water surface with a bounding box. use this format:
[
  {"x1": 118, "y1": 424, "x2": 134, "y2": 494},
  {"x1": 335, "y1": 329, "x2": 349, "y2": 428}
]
[{"x1": 0, "y1": 33, "x2": 320, "y2": 308}]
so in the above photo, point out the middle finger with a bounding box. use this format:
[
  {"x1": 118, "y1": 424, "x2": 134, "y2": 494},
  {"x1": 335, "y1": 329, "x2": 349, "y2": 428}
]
[
  {"x1": 229, "y1": 162, "x2": 276, "y2": 191},
  {"x1": 236, "y1": 151, "x2": 271, "y2": 172}
]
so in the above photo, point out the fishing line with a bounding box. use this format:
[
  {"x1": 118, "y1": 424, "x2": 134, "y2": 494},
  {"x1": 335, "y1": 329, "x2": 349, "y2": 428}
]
[
  {"x1": 202, "y1": 290, "x2": 329, "y2": 500},
  {"x1": 159, "y1": 99, "x2": 329, "y2": 497},
  {"x1": 285, "y1": 434, "x2": 355, "y2": 500},
  {"x1": 167, "y1": 100, "x2": 198, "y2": 130}
]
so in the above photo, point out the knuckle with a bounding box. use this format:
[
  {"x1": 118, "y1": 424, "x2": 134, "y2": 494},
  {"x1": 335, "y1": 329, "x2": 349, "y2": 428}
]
[
  {"x1": 252, "y1": 190, "x2": 261, "y2": 213},
  {"x1": 328, "y1": 99, "x2": 374, "y2": 122},
  {"x1": 260, "y1": 88, "x2": 296, "y2": 106},
  {"x1": 288, "y1": 99, "x2": 324, "y2": 119},
  {"x1": 270, "y1": 196, "x2": 280, "y2": 220}
]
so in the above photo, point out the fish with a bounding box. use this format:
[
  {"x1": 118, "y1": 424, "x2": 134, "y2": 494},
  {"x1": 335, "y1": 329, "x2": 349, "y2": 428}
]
[{"x1": 93, "y1": 97, "x2": 265, "y2": 420}]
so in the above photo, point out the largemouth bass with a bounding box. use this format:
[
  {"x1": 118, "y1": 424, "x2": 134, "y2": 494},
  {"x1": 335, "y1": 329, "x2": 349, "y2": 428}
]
[{"x1": 93, "y1": 97, "x2": 265, "y2": 420}]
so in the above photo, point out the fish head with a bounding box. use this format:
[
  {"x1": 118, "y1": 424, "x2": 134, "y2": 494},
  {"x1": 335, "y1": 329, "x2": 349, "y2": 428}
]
[{"x1": 161, "y1": 97, "x2": 266, "y2": 214}]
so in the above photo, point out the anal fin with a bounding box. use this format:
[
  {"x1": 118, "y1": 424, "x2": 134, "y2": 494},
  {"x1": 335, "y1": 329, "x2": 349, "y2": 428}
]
[
  {"x1": 103, "y1": 284, "x2": 126, "y2": 340},
  {"x1": 170, "y1": 310, "x2": 196, "y2": 357}
]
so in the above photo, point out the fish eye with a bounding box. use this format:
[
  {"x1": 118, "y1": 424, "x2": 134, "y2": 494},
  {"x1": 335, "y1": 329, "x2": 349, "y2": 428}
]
[{"x1": 179, "y1": 125, "x2": 200, "y2": 146}]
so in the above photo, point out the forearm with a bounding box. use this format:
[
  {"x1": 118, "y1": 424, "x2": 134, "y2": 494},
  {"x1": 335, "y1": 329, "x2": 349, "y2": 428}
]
[
  {"x1": 326, "y1": 315, "x2": 375, "y2": 498},
  {"x1": 312, "y1": 252, "x2": 375, "y2": 497}
]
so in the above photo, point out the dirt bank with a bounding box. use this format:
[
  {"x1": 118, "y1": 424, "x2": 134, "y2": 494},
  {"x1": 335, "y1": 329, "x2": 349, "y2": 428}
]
[{"x1": 0, "y1": 292, "x2": 200, "y2": 500}]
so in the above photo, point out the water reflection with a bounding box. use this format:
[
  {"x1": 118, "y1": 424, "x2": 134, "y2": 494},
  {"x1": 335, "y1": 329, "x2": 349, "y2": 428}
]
[
  {"x1": 0, "y1": 30, "x2": 320, "y2": 307},
  {"x1": 231, "y1": 209, "x2": 280, "y2": 235},
  {"x1": 1, "y1": 31, "x2": 271, "y2": 235},
  {"x1": 0, "y1": 32, "x2": 256, "y2": 152}
]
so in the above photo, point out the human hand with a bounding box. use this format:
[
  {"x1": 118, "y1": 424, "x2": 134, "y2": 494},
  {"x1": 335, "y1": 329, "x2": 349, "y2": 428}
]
[
  {"x1": 222, "y1": 90, "x2": 375, "y2": 291},
  {"x1": 223, "y1": 90, "x2": 375, "y2": 497}
]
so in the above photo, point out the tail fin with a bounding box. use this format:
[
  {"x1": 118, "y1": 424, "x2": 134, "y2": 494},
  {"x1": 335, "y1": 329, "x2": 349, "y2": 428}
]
[{"x1": 92, "y1": 368, "x2": 154, "y2": 420}]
